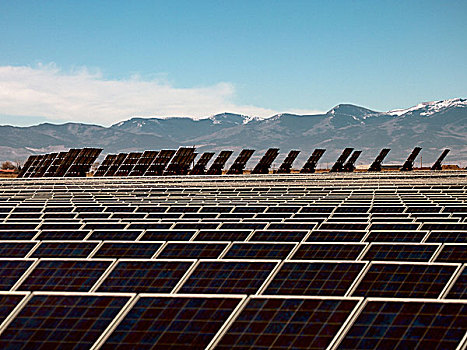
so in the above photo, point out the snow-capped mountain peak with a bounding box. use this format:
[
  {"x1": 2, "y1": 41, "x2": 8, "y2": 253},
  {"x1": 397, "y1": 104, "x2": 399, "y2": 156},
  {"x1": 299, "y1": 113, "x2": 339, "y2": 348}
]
[{"x1": 388, "y1": 98, "x2": 467, "y2": 116}]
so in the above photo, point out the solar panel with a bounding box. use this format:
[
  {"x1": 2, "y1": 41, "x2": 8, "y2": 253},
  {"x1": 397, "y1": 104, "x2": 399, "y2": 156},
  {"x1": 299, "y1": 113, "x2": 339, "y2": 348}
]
[
  {"x1": 16, "y1": 155, "x2": 36, "y2": 178},
  {"x1": 92, "y1": 242, "x2": 163, "y2": 258},
  {"x1": 336, "y1": 300, "x2": 467, "y2": 349},
  {"x1": 264, "y1": 262, "x2": 365, "y2": 296},
  {"x1": 97, "y1": 260, "x2": 194, "y2": 293},
  {"x1": 330, "y1": 148, "x2": 354, "y2": 172},
  {"x1": 300, "y1": 149, "x2": 325, "y2": 173},
  {"x1": 250, "y1": 230, "x2": 308, "y2": 242},
  {"x1": 0, "y1": 242, "x2": 36, "y2": 257},
  {"x1": 104, "y1": 152, "x2": 128, "y2": 176},
  {"x1": 214, "y1": 297, "x2": 360, "y2": 350},
  {"x1": 164, "y1": 147, "x2": 197, "y2": 175},
  {"x1": 144, "y1": 149, "x2": 176, "y2": 176},
  {"x1": 368, "y1": 148, "x2": 390, "y2": 172},
  {"x1": 31, "y1": 241, "x2": 98, "y2": 258},
  {"x1": 435, "y1": 244, "x2": 467, "y2": 263},
  {"x1": 94, "y1": 154, "x2": 117, "y2": 176},
  {"x1": 365, "y1": 230, "x2": 427, "y2": 243},
  {"x1": 129, "y1": 150, "x2": 159, "y2": 176},
  {"x1": 64, "y1": 148, "x2": 102, "y2": 177},
  {"x1": 179, "y1": 260, "x2": 277, "y2": 294},
  {"x1": 114, "y1": 152, "x2": 143, "y2": 176},
  {"x1": 89, "y1": 229, "x2": 142, "y2": 241},
  {"x1": 195, "y1": 229, "x2": 252, "y2": 241},
  {"x1": 426, "y1": 231, "x2": 467, "y2": 243},
  {"x1": 33, "y1": 152, "x2": 58, "y2": 177},
  {"x1": 157, "y1": 242, "x2": 228, "y2": 259},
  {"x1": 362, "y1": 243, "x2": 438, "y2": 261},
  {"x1": 22, "y1": 154, "x2": 44, "y2": 178},
  {"x1": 101, "y1": 296, "x2": 242, "y2": 350},
  {"x1": 292, "y1": 243, "x2": 365, "y2": 260},
  {"x1": 0, "y1": 293, "x2": 27, "y2": 324},
  {"x1": 343, "y1": 150, "x2": 362, "y2": 172},
  {"x1": 141, "y1": 229, "x2": 196, "y2": 241},
  {"x1": 446, "y1": 265, "x2": 466, "y2": 299},
  {"x1": 277, "y1": 150, "x2": 300, "y2": 174},
  {"x1": 0, "y1": 294, "x2": 130, "y2": 349},
  {"x1": 306, "y1": 230, "x2": 367, "y2": 242},
  {"x1": 352, "y1": 263, "x2": 458, "y2": 298},
  {"x1": 227, "y1": 149, "x2": 255, "y2": 174},
  {"x1": 17, "y1": 259, "x2": 112, "y2": 291},
  {"x1": 223, "y1": 243, "x2": 296, "y2": 259},
  {"x1": 251, "y1": 148, "x2": 279, "y2": 174},
  {"x1": 206, "y1": 150, "x2": 233, "y2": 175},
  {"x1": 401, "y1": 146, "x2": 422, "y2": 171},
  {"x1": 189, "y1": 151, "x2": 214, "y2": 175},
  {"x1": 0, "y1": 260, "x2": 34, "y2": 290}
]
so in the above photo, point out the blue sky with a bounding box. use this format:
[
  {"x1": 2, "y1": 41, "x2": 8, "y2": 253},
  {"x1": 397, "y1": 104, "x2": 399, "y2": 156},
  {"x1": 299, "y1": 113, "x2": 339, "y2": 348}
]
[{"x1": 0, "y1": 0, "x2": 466, "y2": 126}]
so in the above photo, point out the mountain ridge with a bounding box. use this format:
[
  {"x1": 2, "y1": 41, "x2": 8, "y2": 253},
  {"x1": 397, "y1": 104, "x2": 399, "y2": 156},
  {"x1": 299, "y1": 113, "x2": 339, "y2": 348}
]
[{"x1": 1, "y1": 98, "x2": 466, "y2": 166}]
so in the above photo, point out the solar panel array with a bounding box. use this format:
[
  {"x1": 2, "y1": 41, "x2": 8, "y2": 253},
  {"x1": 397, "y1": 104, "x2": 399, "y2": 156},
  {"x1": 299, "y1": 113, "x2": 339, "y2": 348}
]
[{"x1": 4, "y1": 169, "x2": 466, "y2": 348}]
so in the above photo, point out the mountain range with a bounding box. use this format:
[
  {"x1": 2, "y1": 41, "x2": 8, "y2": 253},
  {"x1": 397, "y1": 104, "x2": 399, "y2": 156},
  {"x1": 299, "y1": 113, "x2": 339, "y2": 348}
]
[{"x1": 1, "y1": 98, "x2": 466, "y2": 167}]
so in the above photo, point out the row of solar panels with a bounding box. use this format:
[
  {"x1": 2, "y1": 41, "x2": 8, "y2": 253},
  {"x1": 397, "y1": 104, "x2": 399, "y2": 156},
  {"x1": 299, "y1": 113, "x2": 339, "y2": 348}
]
[
  {"x1": 0, "y1": 240, "x2": 464, "y2": 262},
  {"x1": 0, "y1": 293, "x2": 464, "y2": 349},
  {"x1": 0, "y1": 258, "x2": 464, "y2": 298},
  {"x1": 17, "y1": 146, "x2": 451, "y2": 178}
]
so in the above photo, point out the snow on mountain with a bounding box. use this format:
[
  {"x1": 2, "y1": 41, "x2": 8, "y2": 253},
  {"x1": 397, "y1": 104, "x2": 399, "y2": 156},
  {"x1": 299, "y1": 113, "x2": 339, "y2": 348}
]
[{"x1": 388, "y1": 98, "x2": 467, "y2": 117}]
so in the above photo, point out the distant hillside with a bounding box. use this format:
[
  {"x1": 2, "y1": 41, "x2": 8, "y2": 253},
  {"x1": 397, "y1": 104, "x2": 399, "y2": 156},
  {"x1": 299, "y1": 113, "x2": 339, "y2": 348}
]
[{"x1": 1, "y1": 98, "x2": 466, "y2": 167}]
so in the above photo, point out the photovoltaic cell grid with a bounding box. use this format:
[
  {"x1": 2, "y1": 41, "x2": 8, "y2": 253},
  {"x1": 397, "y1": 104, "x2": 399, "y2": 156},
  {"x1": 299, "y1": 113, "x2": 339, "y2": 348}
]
[{"x1": 0, "y1": 171, "x2": 465, "y2": 348}]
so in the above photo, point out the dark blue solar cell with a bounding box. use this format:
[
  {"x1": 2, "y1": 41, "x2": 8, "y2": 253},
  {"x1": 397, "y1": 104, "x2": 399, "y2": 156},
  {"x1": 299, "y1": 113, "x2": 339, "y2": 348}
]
[
  {"x1": 320, "y1": 223, "x2": 368, "y2": 230},
  {"x1": 216, "y1": 298, "x2": 359, "y2": 350},
  {"x1": 157, "y1": 243, "x2": 227, "y2": 259},
  {"x1": 0, "y1": 260, "x2": 34, "y2": 290},
  {"x1": 0, "y1": 294, "x2": 26, "y2": 324},
  {"x1": 98, "y1": 260, "x2": 194, "y2": 293},
  {"x1": 0, "y1": 242, "x2": 36, "y2": 258},
  {"x1": 38, "y1": 222, "x2": 82, "y2": 230},
  {"x1": 250, "y1": 230, "x2": 308, "y2": 242},
  {"x1": 292, "y1": 243, "x2": 364, "y2": 260},
  {"x1": 223, "y1": 243, "x2": 295, "y2": 259},
  {"x1": 173, "y1": 223, "x2": 219, "y2": 230},
  {"x1": 18, "y1": 260, "x2": 112, "y2": 292},
  {"x1": 446, "y1": 266, "x2": 467, "y2": 299},
  {"x1": 435, "y1": 245, "x2": 467, "y2": 263},
  {"x1": 0, "y1": 294, "x2": 129, "y2": 349},
  {"x1": 268, "y1": 223, "x2": 317, "y2": 230},
  {"x1": 102, "y1": 296, "x2": 241, "y2": 350},
  {"x1": 36, "y1": 230, "x2": 90, "y2": 240},
  {"x1": 0, "y1": 231, "x2": 37, "y2": 240},
  {"x1": 195, "y1": 230, "x2": 252, "y2": 241},
  {"x1": 128, "y1": 223, "x2": 173, "y2": 229},
  {"x1": 141, "y1": 230, "x2": 196, "y2": 241},
  {"x1": 31, "y1": 242, "x2": 98, "y2": 258},
  {"x1": 306, "y1": 230, "x2": 366, "y2": 242},
  {"x1": 370, "y1": 223, "x2": 420, "y2": 231},
  {"x1": 426, "y1": 231, "x2": 467, "y2": 243},
  {"x1": 220, "y1": 223, "x2": 267, "y2": 230},
  {"x1": 365, "y1": 231, "x2": 427, "y2": 243},
  {"x1": 337, "y1": 300, "x2": 467, "y2": 350},
  {"x1": 179, "y1": 261, "x2": 277, "y2": 294},
  {"x1": 83, "y1": 223, "x2": 127, "y2": 230},
  {"x1": 422, "y1": 223, "x2": 467, "y2": 231},
  {"x1": 93, "y1": 242, "x2": 162, "y2": 258},
  {"x1": 352, "y1": 263, "x2": 457, "y2": 298},
  {"x1": 363, "y1": 244, "x2": 438, "y2": 261},
  {"x1": 264, "y1": 262, "x2": 365, "y2": 296},
  {"x1": 88, "y1": 229, "x2": 142, "y2": 241}
]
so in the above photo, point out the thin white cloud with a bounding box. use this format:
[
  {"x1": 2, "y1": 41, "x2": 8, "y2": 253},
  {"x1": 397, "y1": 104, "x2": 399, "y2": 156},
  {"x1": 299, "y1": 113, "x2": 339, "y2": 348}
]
[{"x1": 0, "y1": 64, "x2": 291, "y2": 126}]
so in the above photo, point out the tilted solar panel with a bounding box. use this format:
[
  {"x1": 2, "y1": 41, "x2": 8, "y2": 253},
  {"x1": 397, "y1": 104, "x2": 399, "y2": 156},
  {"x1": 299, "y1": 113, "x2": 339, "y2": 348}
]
[
  {"x1": 97, "y1": 260, "x2": 194, "y2": 293},
  {"x1": 215, "y1": 297, "x2": 360, "y2": 350},
  {"x1": 292, "y1": 243, "x2": 365, "y2": 260},
  {"x1": 362, "y1": 243, "x2": 438, "y2": 261},
  {"x1": 157, "y1": 242, "x2": 228, "y2": 259},
  {"x1": 264, "y1": 261, "x2": 365, "y2": 296},
  {"x1": 352, "y1": 262, "x2": 458, "y2": 298},
  {"x1": 336, "y1": 300, "x2": 467, "y2": 349},
  {"x1": 31, "y1": 241, "x2": 99, "y2": 258},
  {"x1": 92, "y1": 242, "x2": 163, "y2": 259},
  {"x1": 0, "y1": 294, "x2": 130, "y2": 349},
  {"x1": 0, "y1": 260, "x2": 35, "y2": 290},
  {"x1": 0, "y1": 242, "x2": 36, "y2": 258},
  {"x1": 101, "y1": 296, "x2": 243, "y2": 350}
]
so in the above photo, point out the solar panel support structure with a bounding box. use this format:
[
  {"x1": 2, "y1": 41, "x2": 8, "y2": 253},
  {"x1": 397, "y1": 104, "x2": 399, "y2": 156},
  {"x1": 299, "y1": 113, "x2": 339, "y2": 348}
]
[
  {"x1": 343, "y1": 150, "x2": 362, "y2": 172},
  {"x1": 227, "y1": 149, "x2": 255, "y2": 174},
  {"x1": 206, "y1": 151, "x2": 233, "y2": 175},
  {"x1": 251, "y1": 148, "x2": 279, "y2": 174},
  {"x1": 144, "y1": 150, "x2": 176, "y2": 176},
  {"x1": 330, "y1": 148, "x2": 354, "y2": 172},
  {"x1": 431, "y1": 149, "x2": 450, "y2": 171},
  {"x1": 277, "y1": 150, "x2": 300, "y2": 174},
  {"x1": 129, "y1": 151, "x2": 159, "y2": 176},
  {"x1": 164, "y1": 147, "x2": 197, "y2": 175},
  {"x1": 189, "y1": 152, "x2": 214, "y2": 175},
  {"x1": 368, "y1": 148, "x2": 391, "y2": 172},
  {"x1": 300, "y1": 149, "x2": 326, "y2": 173},
  {"x1": 401, "y1": 147, "x2": 422, "y2": 171}
]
